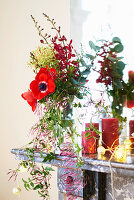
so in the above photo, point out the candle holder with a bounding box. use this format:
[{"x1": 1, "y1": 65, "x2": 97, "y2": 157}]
[
  {"x1": 82, "y1": 123, "x2": 99, "y2": 154},
  {"x1": 102, "y1": 118, "x2": 119, "y2": 156}
]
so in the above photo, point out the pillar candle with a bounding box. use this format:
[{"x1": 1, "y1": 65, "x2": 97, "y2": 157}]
[
  {"x1": 128, "y1": 70, "x2": 134, "y2": 83},
  {"x1": 82, "y1": 123, "x2": 99, "y2": 154},
  {"x1": 127, "y1": 71, "x2": 134, "y2": 108},
  {"x1": 85, "y1": 123, "x2": 99, "y2": 130},
  {"x1": 129, "y1": 120, "x2": 134, "y2": 148},
  {"x1": 102, "y1": 118, "x2": 119, "y2": 151}
]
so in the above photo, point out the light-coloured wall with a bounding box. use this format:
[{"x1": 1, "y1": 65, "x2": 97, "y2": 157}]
[{"x1": 0, "y1": 0, "x2": 70, "y2": 199}]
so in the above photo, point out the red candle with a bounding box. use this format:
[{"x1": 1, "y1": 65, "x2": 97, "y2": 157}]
[
  {"x1": 127, "y1": 71, "x2": 134, "y2": 108},
  {"x1": 102, "y1": 118, "x2": 119, "y2": 151},
  {"x1": 85, "y1": 123, "x2": 99, "y2": 130},
  {"x1": 129, "y1": 70, "x2": 134, "y2": 83},
  {"x1": 129, "y1": 120, "x2": 134, "y2": 148},
  {"x1": 82, "y1": 123, "x2": 99, "y2": 154}
]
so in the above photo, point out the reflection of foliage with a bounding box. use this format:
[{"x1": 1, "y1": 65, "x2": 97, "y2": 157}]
[{"x1": 87, "y1": 37, "x2": 134, "y2": 121}]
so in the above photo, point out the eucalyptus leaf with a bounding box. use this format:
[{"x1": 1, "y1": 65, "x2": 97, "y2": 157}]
[
  {"x1": 89, "y1": 41, "x2": 98, "y2": 51},
  {"x1": 113, "y1": 79, "x2": 123, "y2": 89},
  {"x1": 82, "y1": 69, "x2": 91, "y2": 75},
  {"x1": 71, "y1": 77, "x2": 79, "y2": 85},
  {"x1": 113, "y1": 44, "x2": 124, "y2": 53},
  {"x1": 112, "y1": 37, "x2": 121, "y2": 43},
  {"x1": 85, "y1": 53, "x2": 94, "y2": 60},
  {"x1": 113, "y1": 61, "x2": 125, "y2": 70},
  {"x1": 108, "y1": 56, "x2": 117, "y2": 62},
  {"x1": 79, "y1": 77, "x2": 87, "y2": 83}
]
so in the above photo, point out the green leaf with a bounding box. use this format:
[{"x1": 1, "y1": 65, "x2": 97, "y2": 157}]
[
  {"x1": 89, "y1": 41, "x2": 99, "y2": 51},
  {"x1": 85, "y1": 131, "x2": 91, "y2": 137},
  {"x1": 79, "y1": 77, "x2": 87, "y2": 83},
  {"x1": 117, "y1": 56, "x2": 124, "y2": 60},
  {"x1": 85, "y1": 127, "x2": 90, "y2": 131},
  {"x1": 113, "y1": 61, "x2": 125, "y2": 71},
  {"x1": 33, "y1": 184, "x2": 41, "y2": 190},
  {"x1": 71, "y1": 77, "x2": 79, "y2": 85},
  {"x1": 40, "y1": 151, "x2": 44, "y2": 158},
  {"x1": 22, "y1": 178, "x2": 27, "y2": 184},
  {"x1": 45, "y1": 166, "x2": 55, "y2": 171},
  {"x1": 30, "y1": 182, "x2": 34, "y2": 187},
  {"x1": 28, "y1": 178, "x2": 31, "y2": 182},
  {"x1": 24, "y1": 183, "x2": 29, "y2": 191},
  {"x1": 82, "y1": 69, "x2": 91, "y2": 75},
  {"x1": 76, "y1": 92, "x2": 83, "y2": 99},
  {"x1": 113, "y1": 79, "x2": 123, "y2": 89},
  {"x1": 27, "y1": 183, "x2": 31, "y2": 190},
  {"x1": 42, "y1": 152, "x2": 55, "y2": 163},
  {"x1": 85, "y1": 54, "x2": 94, "y2": 60},
  {"x1": 108, "y1": 56, "x2": 117, "y2": 62},
  {"x1": 33, "y1": 169, "x2": 42, "y2": 174},
  {"x1": 113, "y1": 44, "x2": 124, "y2": 53},
  {"x1": 112, "y1": 37, "x2": 121, "y2": 43}
]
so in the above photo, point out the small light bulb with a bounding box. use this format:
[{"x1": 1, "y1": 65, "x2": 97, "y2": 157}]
[
  {"x1": 19, "y1": 166, "x2": 27, "y2": 172},
  {"x1": 114, "y1": 145, "x2": 126, "y2": 162},
  {"x1": 97, "y1": 146, "x2": 106, "y2": 156},
  {"x1": 12, "y1": 187, "x2": 21, "y2": 195},
  {"x1": 124, "y1": 139, "x2": 132, "y2": 149}
]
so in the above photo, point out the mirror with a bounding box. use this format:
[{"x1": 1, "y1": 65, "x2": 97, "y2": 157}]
[{"x1": 70, "y1": 0, "x2": 134, "y2": 72}]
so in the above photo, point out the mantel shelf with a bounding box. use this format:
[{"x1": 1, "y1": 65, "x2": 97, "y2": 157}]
[{"x1": 11, "y1": 148, "x2": 134, "y2": 177}]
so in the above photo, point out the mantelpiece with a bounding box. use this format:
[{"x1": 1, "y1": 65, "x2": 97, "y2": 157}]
[{"x1": 11, "y1": 148, "x2": 134, "y2": 200}]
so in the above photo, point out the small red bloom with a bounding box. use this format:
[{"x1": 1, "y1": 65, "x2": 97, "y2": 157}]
[
  {"x1": 129, "y1": 70, "x2": 134, "y2": 83},
  {"x1": 40, "y1": 39, "x2": 44, "y2": 44},
  {"x1": 30, "y1": 68, "x2": 56, "y2": 100},
  {"x1": 21, "y1": 90, "x2": 37, "y2": 112},
  {"x1": 127, "y1": 100, "x2": 134, "y2": 108}
]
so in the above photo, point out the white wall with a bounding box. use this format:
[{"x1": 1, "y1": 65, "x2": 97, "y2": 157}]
[{"x1": 0, "y1": 0, "x2": 70, "y2": 199}]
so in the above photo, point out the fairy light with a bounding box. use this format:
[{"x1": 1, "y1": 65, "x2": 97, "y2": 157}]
[
  {"x1": 113, "y1": 138, "x2": 132, "y2": 162},
  {"x1": 124, "y1": 138, "x2": 132, "y2": 150},
  {"x1": 19, "y1": 166, "x2": 27, "y2": 172},
  {"x1": 114, "y1": 145, "x2": 126, "y2": 162},
  {"x1": 12, "y1": 186, "x2": 21, "y2": 195},
  {"x1": 97, "y1": 145, "x2": 106, "y2": 159}
]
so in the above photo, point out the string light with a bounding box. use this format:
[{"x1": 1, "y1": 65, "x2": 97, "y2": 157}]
[
  {"x1": 97, "y1": 146, "x2": 106, "y2": 159},
  {"x1": 19, "y1": 166, "x2": 27, "y2": 172},
  {"x1": 124, "y1": 138, "x2": 132, "y2": 150},
  {"x1": 12, "y1": 186, "x2": 21, "y2": 195},
  {"x1": 114, "y1": 145, "x2": 126, "y2": 162}
]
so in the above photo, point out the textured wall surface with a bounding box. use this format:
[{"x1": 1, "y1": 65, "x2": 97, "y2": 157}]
[{"x1": 106, "y1": 173, "x2": 134, "y2": 200}]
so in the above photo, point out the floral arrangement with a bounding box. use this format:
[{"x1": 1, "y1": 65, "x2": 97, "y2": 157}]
[
  {"x1": 8, "y1": 13, "x2": 134, "y2": 200},
  {"x1": 8, "y1": 14, "x2": 90, "y2": 199}
]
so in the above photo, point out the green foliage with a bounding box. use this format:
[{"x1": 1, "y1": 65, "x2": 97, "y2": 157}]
[
  {"x1": 86, "y1": 36, "x2": 134, "y2": 131},
  {"x1": 19, "y1": 148, "x2": 56, "y2": 199},
  {"x1": 112, "y1": 37, "x2": 121, "y2": 43}
]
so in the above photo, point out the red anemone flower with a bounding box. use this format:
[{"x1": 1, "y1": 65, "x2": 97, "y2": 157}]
[
  {"x1": 30, "y1": 68, "x2": 56, "y2": 100},
  {"x1": 21, "y1": 90, "x2": 37, "y2": 112}
]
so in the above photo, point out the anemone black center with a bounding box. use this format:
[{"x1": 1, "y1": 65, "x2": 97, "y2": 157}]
[{"x1": 38, "y1": 82, "x2": 47, "y2": 91}]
